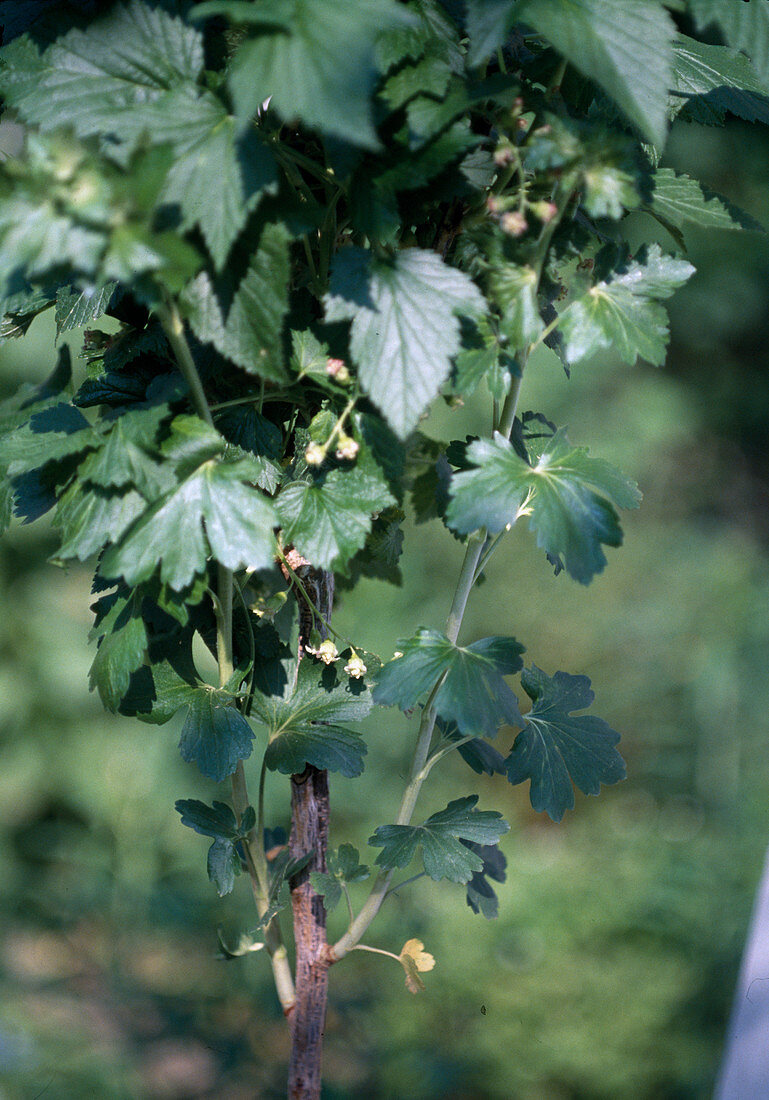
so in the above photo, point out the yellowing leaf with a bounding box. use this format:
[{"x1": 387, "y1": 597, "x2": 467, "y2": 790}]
[{"x1": 399, "y1": 938, "x2": 435, "y2": 994}]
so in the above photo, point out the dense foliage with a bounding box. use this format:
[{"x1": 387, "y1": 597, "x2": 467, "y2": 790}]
[{"x1": 1, "y1": 0, "x2": 767, "y2": 1092}]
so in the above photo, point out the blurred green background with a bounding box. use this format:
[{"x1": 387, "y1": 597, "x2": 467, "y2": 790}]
[{"x1": 2, "y1": 117, "x2": 769, "y2": 1100}]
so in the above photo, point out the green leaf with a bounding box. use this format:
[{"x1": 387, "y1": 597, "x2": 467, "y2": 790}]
[
  {"x1": 515, "y1": 0, "x2": 675, "y2": 146},
  {"x1": 464, "y1": 841, "x2": 507, "y2": 919},
  {"x1": 325, "y1": 247, "x2": 484, "y2": 437},
  {"x1": 54, "y1": 481, "x2": 148, "y2": 561},
  {"x1": 455, "y1": 317, "x2": 517, "y2": 401},
  {"x1": 689, "y1": 0, "x2": 769, "y2": 86},
  {"x1": 207, "y1": 837, "x2": 241, "y2": 896},
  {"x1": 373, "y1": 629, "x2": 524, "y2": 737},
  {"x1": 181, "y1": 223, "x2": 290, "y2": 380},
  {"x1": 77, "y1": 420, "x2": 169, "y2": 502},
  {"x1": 55, "y1": 283, "x2": 117, "y2": 336},
  {"x1": 505, "y1": 666, "x2": 626, "y2": 822},
  {"x1": 175, "y1": 799, "x2": 239, "y2": 840},
  {"x1": 101, "y1": 446, "x2": 277, "y2": 590},
  {"x1": 558, "y1": 245, "x2": 695, "y2": 368},
  {"x1": 489, "y1": 264, "x2": 544, "y2": 350},
  {"x1": 0, "y1": 403, "x2": 97, "y2": 477},
  {"x1": 252, "y1": 659, "x2": 371, "y2": 778},
  {"x1": 88, "y1": 590, "x2": 148, "y2": 711},
  {"x1": 179, "y1": 690, "x2": 255, "y2": 781},
  {"x1": 0, "y1": 2, "x2": 204, "y2": 141},
  {"x1": 128, "y1": 88, "x2": 279, "y2": 270},
  {"x1": 197, "y1": 0, "x2": 412, "y2": 148},
  {"x1": 276, "y1": 451, "x2": 396, "y2": 573},
  {"x1": 369, "y1": 795, "x2": 510, "y2": 883},
  {"x1": 670, "y1": 34, "x2": 769, "y2": 125},
  {"x1": 447, "y1": 430, "x2": 641, "y2": 584},
  {"x1": 309, "y1": 843, "x2": 370, "y2": 911},
  {"x1": 645, "y1": 167, "x2": 764, "y2": 234}
]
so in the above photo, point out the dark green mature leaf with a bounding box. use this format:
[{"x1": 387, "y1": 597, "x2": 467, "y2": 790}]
[
  {"x1": 325, "y1": 247, "x2": 484, "y2": 437},
  {"x1": 689, "y1": 0, "x2": 769, "y2": 86},
  {"x1": 670, "y1": 34, "x2": 769, "y2": 125},
  {"x1": 447, "y1": 430, "x2": 640, "y2": 584},
  {"x1": 0, "y1": 2, "x2": 204, "y2": 141},
  {"x1": 469, "y1": 0, "x2": 674, "y2": 145},
  {"x1": 0, "y1": 403, "x2": 97, "y2": 477},
  {"x1": 207, "y1": 837, "x2": 241, "y2": 896},
  {"x1": 77, "y1": 419, "x2": 169, "y2": 502},
  {"x1": 182, "y1": 223, "x2": 290, "y2": 380},
  {"x1": 55, "y1": 481, "x2": 148, "y2": 561},
  {"x1": 558, "y1": 245, "x2": 695, "y2": 368},
  {"x1": 373, "y1": 629, "x2": 524, "y2": 737},
  {"x1": 464, "y1": 841, "x2": 507, "y2": 919},
  {"x1": 369, "y1": 795, "x2": 510, "y2": 882},
  {"x1": 646, "y1": 168, "x2": 764, "y2": 234},
  {"x1": 55, "y1": 284, "x2": 117, "y2": 335},
  {"x1": 196, "y1": 0, "x2": 411, "y2": 148},
  {"x1": 101, "y1": 421, "x2": 277, "y2": 588},
  {"x1": 276, "y1": 451, "x2": 396, "y2": 573},
  {"x1": 88, "y1": 590, "x2": 147, "y2": 710},
  {"x1": 505, "y1": 666, "x2": 626, "y2": 822},
  {"x1": 179, "y1": 690, "x2": 255, "y2": 781},
  {"x1": 175, "y1": 799, "x2": 239, "y2": 840},
  {"x1": 124, "y1": 88, "x2": 278, "y2": 269},
  {"x1": 252, "y1": 659, "x2": 371, "y2": 778}
]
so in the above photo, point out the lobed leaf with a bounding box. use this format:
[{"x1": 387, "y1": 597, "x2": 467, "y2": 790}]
[
  {"x1": 369, "y1": 795, "x2": 510, "y2": 883},
  {"x1": 447, "y1": 429, "x2": 641, "y2": 584},
  {"x1": 325, "y1": 247, "x2": 485, "y2": 437},
  {"x1": 373, "y1": 629, "x2": 524, "y2": 738},
  {"x1": 505, "y1": 665, "x2": 627, "y2": 822}
]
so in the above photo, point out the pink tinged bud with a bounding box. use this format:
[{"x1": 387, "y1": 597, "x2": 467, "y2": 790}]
[
  {"x1": 493, "y1": 145, "x2": 514, "y2": 167},
  {"x1": 486, "y1": 195, "x2": 502, "y2": 215},
  {"x1": 335, "y1": 435, "x2": 359, "y2": 461},
  {"x1": 500, "y1": 211, "x2": 528, "y2": 237},
  {"x1": 326, "y1": 357, "x2": 351, "y2": 383},
  {"x1": 531, "y1": 200, "x2": 558, "y2": 223}
]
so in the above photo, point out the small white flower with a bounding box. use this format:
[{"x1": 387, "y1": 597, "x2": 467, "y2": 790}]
[
  {"x1": 392, "y1": 651, "x2": 403, "y2": 660},
  {"x1": 304, "y1": 441, "x2": 326, "y2": 466},
  {"x1": 344, "y1": 652, "x2": 367, "y2": 679},
  {"x1": 316, "y1": 639, "x2": 339, "y2": 665}
]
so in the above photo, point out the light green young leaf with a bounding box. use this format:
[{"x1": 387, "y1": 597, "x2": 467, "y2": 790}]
[
  {"x1": 446, "y1": 430, "x2": 641, "y2": 585},
  {"x1": 0, "y1": 2, "x2": 204, "y2": 140},
  {"x1": 373, "y1": 629, "x2": 524, "y2": 737},
  {"x1": 101, "y1": 455, "x2": 277, "y2": 589},
  {"x1": 325, "y1": 247, "x2": 484, "y2": 437},
  {"x1": 689, "y1": 0, "x2": 769, "y2": 85},
  {"x1": 515, "y1": 0, "x2": 675, "y2": 146},
  {"x1": 558, "y1": 245, "x2": 695, "y2": 368},
  {"x1": 489, "y1": 264, "x2": 544, "y2": 349},
  {"x1": 369, "y1": 795, "x2": 510, "y2": 883},
  {"x1": 197, "y1": 0, "x2": 412, "y2": 148},
  {"x1": 55, "y1": 284, "x2": 117, "y2": 336},
  {"x1": 277, "y1": 451, "x2": 396, "y2": 573},
  {"x1": 505, "y1": 666, "x2": 626, "y2": 822},
  {"x1": 252, "y1": 659, "x2": 371, "y2": 778},
  {"x1": 182, "y1": 223, "x2": 290, "y2": 380},
  {"x1": 670, "y1": 34, "x2": 769, "y2": 125},
  {"x1": 645, "y1": 168, "x2": 764, "y2": 234},
  {"x1": 54, "y1": 480, "x2": 149, "y2": 562}
]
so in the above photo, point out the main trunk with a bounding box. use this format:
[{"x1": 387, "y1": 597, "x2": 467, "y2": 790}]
[{"x1": 287, "y1": 561, "x2": 334, "y2": 1099}]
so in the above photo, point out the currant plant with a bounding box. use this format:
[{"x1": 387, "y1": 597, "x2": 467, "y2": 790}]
[{"x1": 0, "y1": 1, "x2": 765, "y2": 1095}]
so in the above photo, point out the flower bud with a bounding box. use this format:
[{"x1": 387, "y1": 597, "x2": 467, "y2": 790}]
[
  {"x1": 304, "y1": 441, "x2": 326, "y2": 466},
  {"x1": 500, "y1": 210, "x2": 528, "y2": 237},
  {"x1": 335, "y1": 435, "x2": 359, "y2": 461},
  {"x1": 326, "y1": 357, "x2": 351, "y2": 384},
  {"x1": 530, "y1": 200, "x2": 558, "y2": 224}
]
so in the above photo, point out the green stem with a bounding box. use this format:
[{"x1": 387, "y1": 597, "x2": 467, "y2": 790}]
[
  {"x1": 420, "y1": 734, "x2": 477, "y2": 781},
  {"x1": 158, "y1": 294, "x2": 296, "y2": 1013},
  {"x1": 351, "y1": 944, "x2": 402, "y2": 962},
  {"x1": 384, "y1": 871, "x2": 428, "y2": 899}
]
